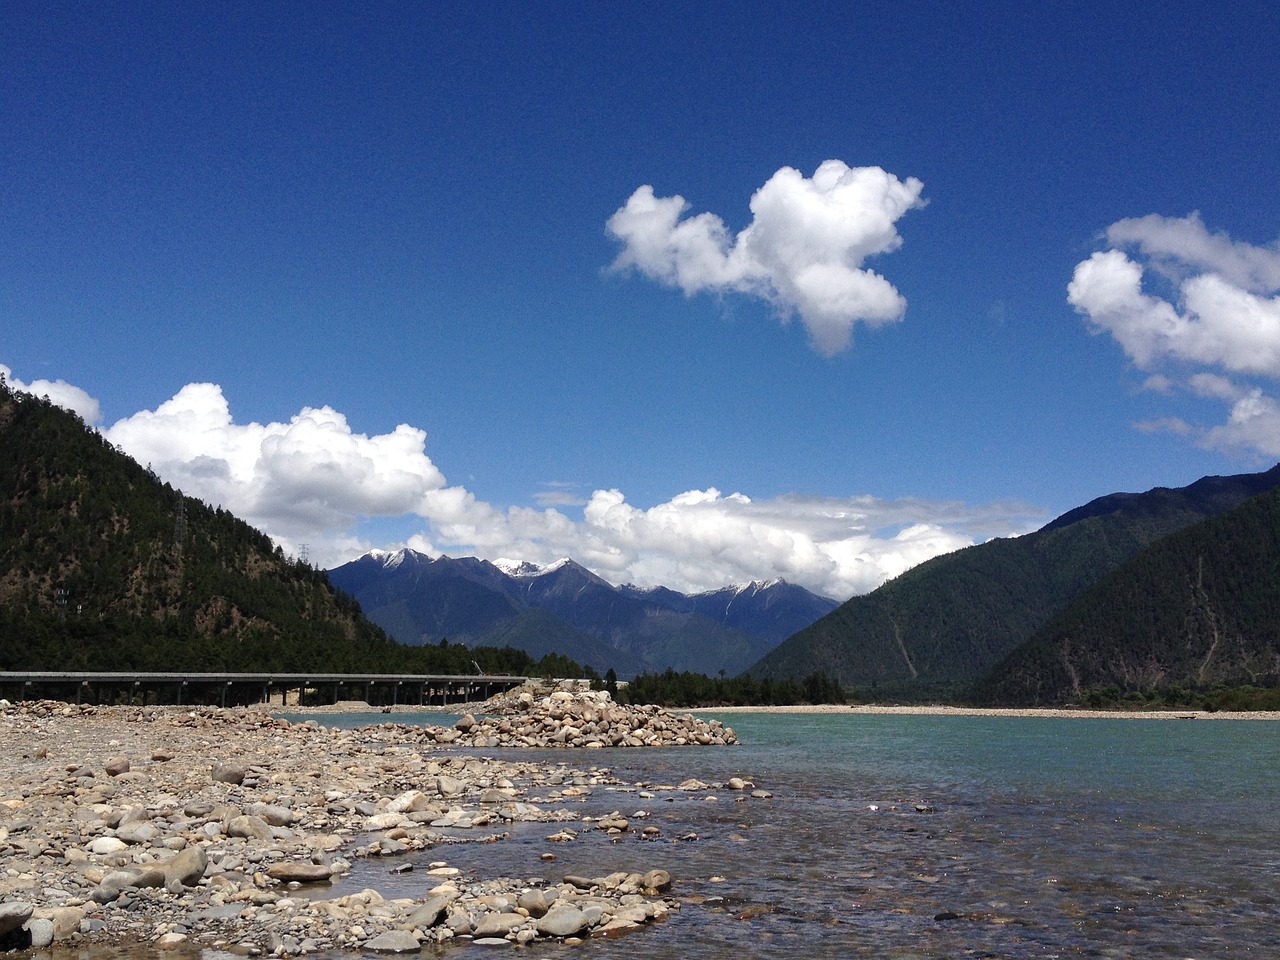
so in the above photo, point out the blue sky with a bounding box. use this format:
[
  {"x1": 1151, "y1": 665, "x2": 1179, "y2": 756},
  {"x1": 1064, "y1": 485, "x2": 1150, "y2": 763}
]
[{"x1": 4, "y1": 2, "x2": 1279, "y2": 598}]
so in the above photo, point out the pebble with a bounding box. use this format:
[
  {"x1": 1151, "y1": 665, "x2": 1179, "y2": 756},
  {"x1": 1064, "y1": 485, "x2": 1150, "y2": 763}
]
[{"x1": 0, "y1": 689, "x2": 726, "y2": 955}]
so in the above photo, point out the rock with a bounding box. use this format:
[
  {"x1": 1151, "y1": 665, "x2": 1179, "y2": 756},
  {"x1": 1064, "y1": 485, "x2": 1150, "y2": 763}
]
[
  {"x1": 404, "y1": 890, "x2": 458, "y2": 928},
  {"x1": 0, "y1": 902, "x2": 34, "y2": 939},
  {"x1": 25, "y1": 917, "x2": 54, "y2": 948},
  {"x1": 212, "y1": 764, "x2": 247, "y2": 785},
  {"x1": 536, "y1": 904, "x2": 589, "y2": 937},
  {"x1": 454, "y1": 713, "x2": 476, "y2": 732},
  {"x1": 35, "y1": 906, "x2": 85, "y2": 940},
  {"x1": 164, "y1": 845, "x2": 209, "y2": 887},
  {"x1": 473, "y1": 912, "x2": 525, "y2": 937},
  {"x1": 247, "y1": 802, "x2": 295, "y2": 826},
  {"x1": 156, "y1": 932, "x2": 188, "y2": 948},
  {"x1": 87, "y1": 836, "x2": 129, "y2": 855},
  {"x1": 115, "y1": 821, "x2": 161, "y2": 845},
  {"x1": 517, "y1": 888, "x2": 555, "y2": 917},
  {"x1": 435, "y1": 775, "x2": 464, "y2": 797},
  {"x1": 104, "y1": 756, "x2": 131, "y2": 777},
  {"x1": 641, "y1": 869, "x2": 672, "y2": 892},
  {"x1": 385, "y1": 789, "x2": 430, "y2": 814},
  {"x1": 365, "y1": 929, "x2": 421, "y2": 952},
  {"x1": 266, "y1": 862, "x2": 333, "y2": 883},
  {"x1": 227, "y1": 815, "x2": 274, "y2": 841}
]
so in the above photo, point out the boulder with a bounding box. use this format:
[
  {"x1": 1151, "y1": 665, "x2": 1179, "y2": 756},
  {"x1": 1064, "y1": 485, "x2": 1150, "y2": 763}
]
[
  {"x1": 104, "y1": 756, "x2": 131, "y2": 777},
  {"x1": 227, "y1": 815, "x2": 274, "y2": 841},
  {"x1": 472, "y1": 912, "x2": 525, "y2": 937},
  {"x1": 403, "y1": 890, "x2": 458, "y2": 928},
  {"x1": 536, "y1": 904, "x2": 589, "y2": 937},
  {"x1": 211, "y1": 764, "x2": 247, "y2": 785},
  {"x1": 266, "y1": 862, "x2": 333, "y2": 883},
  {"x1": 163, "y1": 845, "x2": 208, "y2": 887},
  {"x1": 0, "y1": 902, "x2": 33, "y2": 939},
  {"x1": 364, "y1": 930, "x2": 421, "y2": 953}
]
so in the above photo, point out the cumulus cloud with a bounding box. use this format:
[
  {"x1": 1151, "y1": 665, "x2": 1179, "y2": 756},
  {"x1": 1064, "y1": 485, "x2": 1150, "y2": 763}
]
[
  {"x1": 608, "y1": 160, "x2": 925, "y2": 356},
  {"x1": 1069, "y1": 214, "x2": 1280, "y2": 458},
  {"x1": 1, "y1": 364, "x2": 101, "y2": 423},
  {"x1": 7, "y1": 374, "x2": 1041, "y2": 599},
  {"x1": 103, "y1": 383, "x2": 448, "y2": 552}
]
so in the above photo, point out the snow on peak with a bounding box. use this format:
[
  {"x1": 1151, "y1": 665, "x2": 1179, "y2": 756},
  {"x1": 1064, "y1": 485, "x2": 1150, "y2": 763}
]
[
  {"x1": 494, "y1": 557, "x2": 545, "y2": 578},
  {"x1": 365, "y1": 547, "x2": 430, "y2": 570}
]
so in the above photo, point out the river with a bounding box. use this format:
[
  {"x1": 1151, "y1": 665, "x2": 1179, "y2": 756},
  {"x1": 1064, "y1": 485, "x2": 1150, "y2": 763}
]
[{"x1": 57, "y1": 710, "x2": 1280, "y2": 960}]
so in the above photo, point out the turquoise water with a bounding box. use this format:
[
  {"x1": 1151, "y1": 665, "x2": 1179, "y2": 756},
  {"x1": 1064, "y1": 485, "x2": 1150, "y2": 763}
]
[
  {"x1": 86, "y1": 711, "x2": 1280, "y2": 959},
  {"x1": 308, "y1": 711, "x2": 1280, "y2": 959}
]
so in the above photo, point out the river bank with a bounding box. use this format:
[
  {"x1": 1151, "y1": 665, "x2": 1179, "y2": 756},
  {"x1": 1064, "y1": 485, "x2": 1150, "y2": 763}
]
[
  {"x1": 699, "y1": 703, "x2": 1280, "y2": 719},
  {"x1": 279, "y1": 699, "x2": 1280, "y2": 721},
  {"x1": 0, "y1": 692, "x2": 748, "y2": 955}
]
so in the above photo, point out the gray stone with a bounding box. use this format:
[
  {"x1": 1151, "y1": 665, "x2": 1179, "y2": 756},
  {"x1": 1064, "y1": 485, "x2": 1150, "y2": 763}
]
[
  {"x1": 435, "y1": 775, "x2": 464, "y2": 797},
  {"x1": 473, "y1": 912, "x2": 525, "y2": 937},
  {"x1": 115, "y1": 822, "x2": 161, "y2": 845},
  {"x1": 404, "y1": 891, "x2": 458, "y2": 928},
  {"x1": 516, "y1": 888, "x2": 555, "y2": 917},
  {"x1": 247, "y1": 803, "x2": 295, "y2": 826},
  {"x1": 227, "y1": 815, "x2": 273, "y2": 841},
  {"x1": 164, "y1": 845, "x2": 209, "y2": 886},
  {"x1": 25, "y1": 917, "x2": 54, "y2": 948},
  {"x1": 104, "y1": 756, "x2": 131, "y2": 777},
  {"x1": 212, "y1": 764, "x2": 247, "y2": 785},
  {"x1": 364, "y1": 929, "x2": 421, "y2": 953},
  {"x1": 0, "y1": 902, "x2": 34, "y2": 938},
  {"x1": 535, "y1": 904, "x2": 589, "y2": 937},
  {"x1": 641, "y1": 868, "x2": 672, "y2": 892},
  {"x1": 265, "y1": 862, "x2": 332, "y2": 883}
]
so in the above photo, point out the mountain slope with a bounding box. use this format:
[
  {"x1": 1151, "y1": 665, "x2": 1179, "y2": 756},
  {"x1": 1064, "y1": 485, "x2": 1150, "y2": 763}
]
[
  {"x1": 749, "y1": 466, "x2": 1280, "y2": 698},
  {"x1": 0, "y1": 380, "x2": 593, "y2": 679},
  {"x1": 0, "y1": 381, "x2": 398, "y2": 670},
  {"x1": 978, "y1": 485, "x2": 1280, "y2": 705}
]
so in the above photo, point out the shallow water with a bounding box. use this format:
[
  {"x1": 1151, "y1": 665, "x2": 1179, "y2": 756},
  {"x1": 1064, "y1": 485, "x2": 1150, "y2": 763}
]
[{"x1": 44, "y1": 712, "x2": 1280, "y2": 959}]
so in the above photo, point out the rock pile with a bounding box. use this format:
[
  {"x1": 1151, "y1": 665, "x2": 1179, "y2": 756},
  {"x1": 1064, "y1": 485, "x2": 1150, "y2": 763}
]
[
  {"x1": 0, "y1": 699, "x2": 742, "y2": 954},
  {"x1": 427, "y1": 688, "x2": 737, "y2": 749}
]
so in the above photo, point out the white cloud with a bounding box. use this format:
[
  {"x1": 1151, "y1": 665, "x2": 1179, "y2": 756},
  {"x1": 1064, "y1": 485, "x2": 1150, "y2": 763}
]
[
  {"x1": 103, "y1": 383, "x2": 447, "y2": 554},
  {"x1": 1, "y1": 364, "x2": 101, "y2": 423},
  {"x1": 607, "y1": 160, "x2": 926, "y2": 356},
  {"x1": 10, "y1": 376, "x2": 1041, "y2": 599},
  {"x1": 1202, "y1": 389, "x2": 1280, "y2": 458},
  {"x1": 1069, "y1": 214, "x2": 1280, "y2": 458}
]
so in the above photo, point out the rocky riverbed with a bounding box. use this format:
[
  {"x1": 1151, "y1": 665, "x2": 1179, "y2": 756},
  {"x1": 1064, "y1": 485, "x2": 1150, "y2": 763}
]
[{"x1": 0, "y1": 691, "x2": 750, "y2": 955}]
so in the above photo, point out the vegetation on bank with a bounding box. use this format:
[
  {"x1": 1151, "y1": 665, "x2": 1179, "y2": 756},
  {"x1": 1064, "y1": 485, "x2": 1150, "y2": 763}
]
[
  {"x1": 1076, "y1": 683, "x2": 1280, "y2": 712},
  {"x1": 612, "y1": 668, "x2": 847, "y2": 707}
]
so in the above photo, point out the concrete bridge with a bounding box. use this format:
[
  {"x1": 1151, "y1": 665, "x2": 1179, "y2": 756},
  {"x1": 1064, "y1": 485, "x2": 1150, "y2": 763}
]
[{"x1": 0, "y1": 671, "x2": 529, "y2": 709}]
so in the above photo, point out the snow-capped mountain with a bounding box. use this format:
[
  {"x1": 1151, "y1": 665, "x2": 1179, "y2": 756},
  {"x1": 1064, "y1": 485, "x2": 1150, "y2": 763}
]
[{"x1": 328, "y1": 550, "x2": 838, "y2": 678}]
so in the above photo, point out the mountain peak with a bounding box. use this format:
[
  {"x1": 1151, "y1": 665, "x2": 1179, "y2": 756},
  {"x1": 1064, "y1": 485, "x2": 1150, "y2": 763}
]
[{"x1": 494, "y1": 557, "x2": 546, "y2": 578}]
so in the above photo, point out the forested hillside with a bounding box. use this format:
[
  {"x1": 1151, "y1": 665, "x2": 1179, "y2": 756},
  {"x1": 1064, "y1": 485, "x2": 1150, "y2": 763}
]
[
  {"x1": 749, "y1": 466, "x2": 1280, "y2": 699},
  {"x1": 978, "y1": 485, "x2": 1280, "y2": 706},
  {"x1": 0, "y1": 379, "x2": 590, "y2": 678}
]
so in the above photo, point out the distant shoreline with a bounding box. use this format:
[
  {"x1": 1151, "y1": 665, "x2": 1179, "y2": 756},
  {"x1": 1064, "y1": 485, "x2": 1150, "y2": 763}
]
[
  {"x1": 268, "y1": 699, "x2": 1280, "y2": 721},
  {"x1": 693, "y1": 703, "x2": 1280, "y2": 720}
]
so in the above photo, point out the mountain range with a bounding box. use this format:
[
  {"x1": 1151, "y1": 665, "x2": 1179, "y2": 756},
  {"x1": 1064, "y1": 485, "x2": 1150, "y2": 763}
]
[
  {"x1": 751, "y1": 465, "x2": 1280, "y2": 702},
  {"x1": 327, "y1": 549, "x2": 838, "y2": 678}
]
